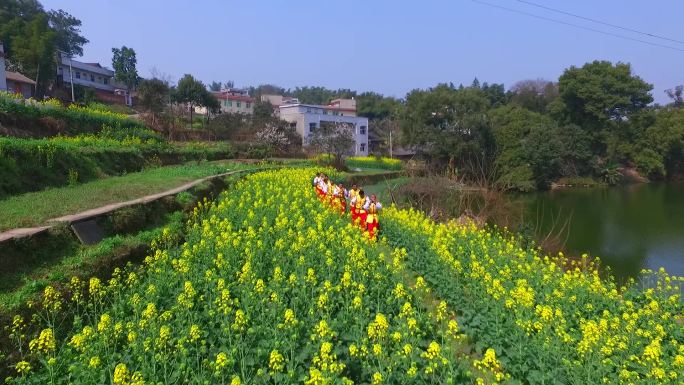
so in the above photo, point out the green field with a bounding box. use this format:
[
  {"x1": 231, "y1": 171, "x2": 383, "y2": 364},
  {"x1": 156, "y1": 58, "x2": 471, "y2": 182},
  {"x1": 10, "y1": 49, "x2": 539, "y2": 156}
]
[{"x1": 0, "y1": 161, "x2": 252, "y2": 231}]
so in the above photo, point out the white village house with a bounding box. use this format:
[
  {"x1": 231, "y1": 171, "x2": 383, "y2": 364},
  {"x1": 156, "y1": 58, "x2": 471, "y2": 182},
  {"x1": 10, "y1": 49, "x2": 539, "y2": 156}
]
[
  {"x1": 270, "y1": 97, "x2": 369, "y2": 156},
  {"x1": 57, "y1": 53, "x2": 131, "y2": 105}
]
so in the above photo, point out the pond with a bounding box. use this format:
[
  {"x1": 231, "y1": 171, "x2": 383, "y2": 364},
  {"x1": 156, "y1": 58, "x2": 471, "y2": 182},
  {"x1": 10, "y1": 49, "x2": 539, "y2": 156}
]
[{"x1": 517, "y1": 182, "x2": 684, "y2": 284}]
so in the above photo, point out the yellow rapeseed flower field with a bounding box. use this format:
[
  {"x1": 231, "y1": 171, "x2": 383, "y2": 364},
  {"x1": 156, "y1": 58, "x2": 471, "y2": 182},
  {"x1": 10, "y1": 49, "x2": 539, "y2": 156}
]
[{"x1": 8, "y1": 167, "x2": 683, "y2": 384}]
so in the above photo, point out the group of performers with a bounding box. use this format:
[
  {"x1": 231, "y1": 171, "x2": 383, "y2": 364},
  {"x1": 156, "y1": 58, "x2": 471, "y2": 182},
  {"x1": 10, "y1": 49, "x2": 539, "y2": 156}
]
[{"x1": 312, "y1": 172, "x2": 383, "y2": 240}]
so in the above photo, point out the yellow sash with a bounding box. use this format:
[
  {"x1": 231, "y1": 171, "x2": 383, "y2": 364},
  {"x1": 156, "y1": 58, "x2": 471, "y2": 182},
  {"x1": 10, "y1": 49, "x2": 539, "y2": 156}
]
[
  {"x1": 366, "y1": 203, "x2": 378, "y2": 223},
  {"x1": 355, "y1": 197, "x2": 366, "y2": 212}
]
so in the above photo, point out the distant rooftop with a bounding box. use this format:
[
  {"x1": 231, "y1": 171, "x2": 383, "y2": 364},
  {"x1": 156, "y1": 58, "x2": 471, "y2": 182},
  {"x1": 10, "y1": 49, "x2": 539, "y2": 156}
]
[
  {"x1": 58, "y1": 55, "x2": 114, "y2": 77},
  {"x1": 6, "y1": 71, "x2": 36, "y2": 85}
]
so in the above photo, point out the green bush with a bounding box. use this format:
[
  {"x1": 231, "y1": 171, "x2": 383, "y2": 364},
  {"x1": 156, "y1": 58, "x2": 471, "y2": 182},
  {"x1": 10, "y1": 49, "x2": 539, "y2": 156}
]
[{"x1": 635, "y1": 148, "x2": 666, "y2": 179}]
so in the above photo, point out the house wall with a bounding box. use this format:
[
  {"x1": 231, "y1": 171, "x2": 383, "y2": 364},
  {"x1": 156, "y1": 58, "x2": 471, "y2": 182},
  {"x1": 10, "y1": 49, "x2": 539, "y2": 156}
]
[
  {"x1": 59, "y1": 66, "x2": 115, "y2": 92},
  {"x1": 6, "y1": 80, "x2": 32, "y2": 98},
  {"x1": 219, "y1": 99, "x2": 254, "y2": 114},
  {"x1": 57, "y1": 57, "x2": 116, "y2": 92}
]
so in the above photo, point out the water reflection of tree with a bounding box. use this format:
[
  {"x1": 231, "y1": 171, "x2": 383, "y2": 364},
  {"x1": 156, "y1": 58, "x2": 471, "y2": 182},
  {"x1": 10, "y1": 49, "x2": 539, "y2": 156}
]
[{"x1": 524, "y1": 183, "x2": 684, "y2": 285}]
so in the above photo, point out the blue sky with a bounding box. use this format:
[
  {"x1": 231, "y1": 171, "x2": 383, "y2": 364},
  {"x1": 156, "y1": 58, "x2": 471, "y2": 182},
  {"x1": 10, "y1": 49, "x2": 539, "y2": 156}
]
[{"x1": 41, "y1": 0, "x2": 684, "y2": 103}]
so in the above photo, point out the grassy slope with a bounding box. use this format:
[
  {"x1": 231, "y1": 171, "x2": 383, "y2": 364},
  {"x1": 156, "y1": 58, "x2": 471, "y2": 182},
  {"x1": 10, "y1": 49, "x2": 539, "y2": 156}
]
[
  {"x1": 0, "y1": 160, "x2": 250, "y2": 231},
  {"x1": 361, "y1": 176, "x2": 410, "y2": 204},
  {"x1": 0, "y1": 171, "x2": 251, "y2": 312},
  {"x1": 0, "y1": 222, "x2": 166, "y2": 311}
]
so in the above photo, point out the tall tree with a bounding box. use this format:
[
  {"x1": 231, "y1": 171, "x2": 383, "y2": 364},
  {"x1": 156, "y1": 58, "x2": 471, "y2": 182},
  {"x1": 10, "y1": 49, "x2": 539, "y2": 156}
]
[
  {"x1": 0, "y1": 0, "x2": 43, "y2": 25},
  {"x1": 251, "y1": 100, "x2": 275, "y2": 128},
  {"x1": 509, "y1": 79, "x2": 558, "y2": 113},
  {"x1": 47, "y1": 9, "x2": 88, "y2": 57},
  {"x1": 400, "y1": 83, "x2": 494, "y2": 173},
  {"x1": 356, "y1": 92, "x2": 402, "y2": 120},
  {"x1": 209, "y1": 81, "x2": 222, "y2": 92},
  {"x1": 556, "y1": 61, "x2": 652, "y2": 156},
  {"x1": 248, "y1": 84, "x2": 286, "y2": 99},
  {"x1": 309, "y1": 121, "x2": 355, "y2": 168},
  {"x1": 369, "y1": 116, "x2": 400, "y2": 156},
  {"x1": 665, "y1": 86, "x2": 684, "y2": 107},
  {"x1": 138, "y1": 77, "x2": 170, "y2": 124},
  {"x1": 112, "y1": 46, "x2": 138, "y2": 105},
  {"x1": 10, "y1": 13, "x2": 56, "y2": 97},
  {"x1": 173, "y1": 74, "x2": 217, "y2": 125}
]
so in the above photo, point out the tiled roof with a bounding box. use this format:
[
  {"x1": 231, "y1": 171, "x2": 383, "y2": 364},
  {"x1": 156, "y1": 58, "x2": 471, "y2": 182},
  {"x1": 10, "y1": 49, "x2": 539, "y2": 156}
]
[
  {"x1": 6, "y1": 71, "x2": 36, "y2": 85},
  {"x1": 212, "y1": 92, "x2": 253, "y2": 102}
]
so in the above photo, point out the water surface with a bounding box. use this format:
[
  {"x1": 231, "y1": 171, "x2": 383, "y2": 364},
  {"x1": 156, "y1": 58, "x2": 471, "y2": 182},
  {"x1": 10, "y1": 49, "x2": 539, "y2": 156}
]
[{"x1": 517, "y1": 182, "x2": 684, "y2": 284}]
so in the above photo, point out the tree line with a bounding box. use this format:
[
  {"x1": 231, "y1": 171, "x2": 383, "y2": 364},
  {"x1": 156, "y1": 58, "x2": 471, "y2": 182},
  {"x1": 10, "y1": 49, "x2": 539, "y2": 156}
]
[
  {"x1": 1, "y1": 0, "x2": 88, "y2": 96},
  {"x1": 397, "y1": 62, "x2": 684, "y2": 190},
  {"x1": 244, "y1": 63, "x2": 684, "y2": 191}
]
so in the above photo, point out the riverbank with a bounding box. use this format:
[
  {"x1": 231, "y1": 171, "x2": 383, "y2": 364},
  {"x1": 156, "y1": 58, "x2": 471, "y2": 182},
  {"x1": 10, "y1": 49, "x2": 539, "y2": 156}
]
[{"x1": 364, "y1": 173, "x2": 684, "y2": 283}]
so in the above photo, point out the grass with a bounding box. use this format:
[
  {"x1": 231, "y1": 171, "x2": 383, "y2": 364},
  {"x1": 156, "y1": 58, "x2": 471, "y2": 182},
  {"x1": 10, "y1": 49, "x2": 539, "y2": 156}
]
[
  {"x1": 348, "y1": 168, "x2": 401, "y2": 176},
  {"x1": 0, "y1": 222, "x2": 164, "y2": 312},
  {"x1": 0, "y1": 171, "x2": 252, "y2": 313},
  {"x1": 0, "y1": 160, "x2": 253, "y2": 231},
  {"x1": 361, "y1": 176, "x2": 410, "y2": 204}
]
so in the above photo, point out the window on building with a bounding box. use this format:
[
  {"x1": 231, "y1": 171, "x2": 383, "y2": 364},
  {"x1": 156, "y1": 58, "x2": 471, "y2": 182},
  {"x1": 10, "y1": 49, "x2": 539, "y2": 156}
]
[
  {"x1": 246, "y1": 102, "x2": 251, "y2": 108},
  {"x1": 237, "y1": 101, "x2": 241, "y2": 108},
  {"x1": 306, "y1": 108, "x2": 312, "y2": 113},
  {"x1": 359, "y1": 125, "x2": 367, "y2": 135},
  {"x1": 75, "y1": 72, "x2": 81, "y2": 79},
  {"x1": 309, "y1": 122, "x2": 317, "y2": 133},
  {"x1": 227, "y1": 101, "x2": 232, "y2": 107},
  {"x1": 360, "y1": 143, "x2": 367, "y2": 152},
  {"x1": 90, "y1": 74, "x2": 95, "y2": 82},
  {"x1": 323, "y1": 110, "x2": 328, "y2": 115},
  {"x1": 104, "y1": 78, "x2": 109, "y2": 85}
]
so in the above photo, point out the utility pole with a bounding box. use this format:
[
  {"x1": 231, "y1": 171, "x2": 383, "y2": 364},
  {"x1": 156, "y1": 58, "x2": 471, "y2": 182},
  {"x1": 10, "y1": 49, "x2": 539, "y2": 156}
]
[
  {"x1": 58, "y1": 51, "x2": 75, "y2": 102},
  {"x1": 68, "y1": 55, "x2": 75, "y2": 102},
  {"x1": 389, "y1": 130, "x2": 393, "y2": 158}
]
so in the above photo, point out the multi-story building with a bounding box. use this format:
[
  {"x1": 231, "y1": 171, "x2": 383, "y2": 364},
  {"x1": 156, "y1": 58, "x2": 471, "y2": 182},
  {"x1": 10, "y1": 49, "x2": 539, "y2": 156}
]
[
  {"x1": 212, "y1": 88, "x2": 254, "y2": 114},
  {"x1": 57, "y1": 55, "x2": 115, "y2": 91},
  {"x1": 278, "y1": 98, "x2": 369, "y2": 156},
  {"x1": 56, "y1": 53, "x2": 131, "y2": 104}
]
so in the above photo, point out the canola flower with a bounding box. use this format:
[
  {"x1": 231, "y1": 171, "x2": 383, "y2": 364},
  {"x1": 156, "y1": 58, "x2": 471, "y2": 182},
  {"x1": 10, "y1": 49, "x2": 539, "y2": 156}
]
[
  {"x1": 346, "y1": 156, "x2": 402, "y2": 171},
  {"x1": 382, "y1": 205, "x2": 684, "y2": 384},
  {"x1": 14, "y1": 166, "x2": 682, "y2": 385},
  {"x1": 10, "y1": 168, "x2": 474, "y2": 384}
]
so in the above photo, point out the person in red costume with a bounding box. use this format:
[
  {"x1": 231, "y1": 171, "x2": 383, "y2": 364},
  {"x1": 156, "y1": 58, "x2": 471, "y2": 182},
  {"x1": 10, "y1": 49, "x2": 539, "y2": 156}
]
[{"x1": 363, "y1": 194, "x2": 382, "y2": 240}]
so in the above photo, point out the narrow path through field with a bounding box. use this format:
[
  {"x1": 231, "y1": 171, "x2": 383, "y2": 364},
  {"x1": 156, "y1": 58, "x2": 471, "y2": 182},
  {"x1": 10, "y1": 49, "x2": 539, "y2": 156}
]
[{"x1": 0, "y1": 168, "x2": 257, "y2": 243}]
